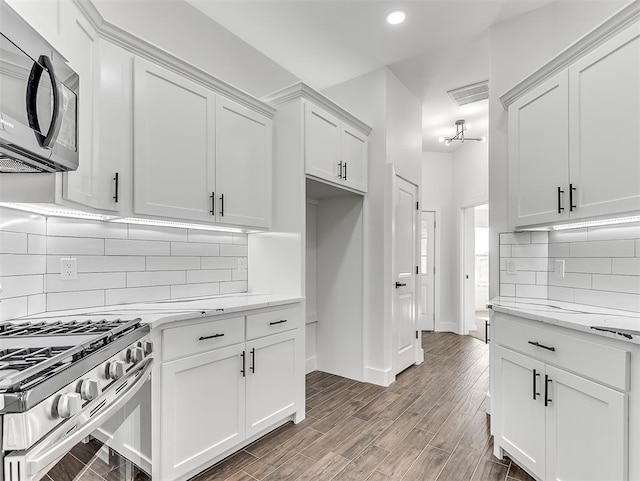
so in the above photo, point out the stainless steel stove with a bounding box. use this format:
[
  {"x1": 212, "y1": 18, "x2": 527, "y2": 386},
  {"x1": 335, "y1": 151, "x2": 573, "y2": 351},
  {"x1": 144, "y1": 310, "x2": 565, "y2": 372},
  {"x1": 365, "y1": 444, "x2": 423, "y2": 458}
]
[{"x1": 0, "y1": 317, "x2": 153, "y2": 481}]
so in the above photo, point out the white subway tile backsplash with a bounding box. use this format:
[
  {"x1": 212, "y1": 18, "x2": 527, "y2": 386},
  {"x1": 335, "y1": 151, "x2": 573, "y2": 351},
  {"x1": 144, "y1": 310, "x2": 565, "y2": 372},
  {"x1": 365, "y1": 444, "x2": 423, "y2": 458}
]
[
  {"x1": 201, "y1": 257, "x2": 242, "y2": 269},
  {"x1": 515, "y1": 285, "x2": 547, "y2": 299},
  {"x1": 612, "y1": 258, "x2": 640, "y2": 275},
  {"x1": 171, "y1": 282, "x2": 220, "y2": 299},
  {"x1": 220, "y1": 244, "x2": 248, "y2": 257},
  {"x1": 105, "y1": 239, "x2": 170, "y2": 256},
  {"x1": 499, "y1": 232, "x2": 531, "y2": 245},
  {"x1": 46, "y1": 256, "x2": 146, "y2": 274},
  {"x1": 548, "y1": 228, "x2": 588, "y2": 243},
  {"x1": 636, "y1": 239, "x2": 640, "y2": 256},
  {"x1": 587, "y1": 223, "x2": 640, "y2": 242},
  {"x1": 548, "y1": 272, "x2": 591, "y2": 289},
  {"x1": 500, "y1": 284, "x2": 516, "y2": 297},
  {"x1": 127, "y1": 271, "x2": 185, "y2": 288},
  {"x1": 563, "y1": 258, "x2": 611, "y2": 274},
  {"x1": 232, "y1": 234, "x2": 248, "y2": 245},
  {"x1": 531, "y1": 232, "x2": 549, "y2": 244},
  {"x1": 171, "y1": 242, "x2": 220, "y2": 257},
  {"x1": 569, "y1": 240, "x2": 635, "y2": 258},
  {"x1": 47, "y1": 290, "x2": 105, "y2": 312},
  {"x1": 27, "y1": 234, "x2": 46, "y2": 254},
  {"x1": 548, "y1": 286, "x2": 575, "y2": 303},
  {"x1": 186, "y1": 269, "x2": 232, "y2": 284},
  {"x1": 47, "y1": 236, "x2": 104, "y2": 255},
  {"x1": 105, "y1": 286, "x2": 170, "y2": 306},
  {"x1": 27, "y1": 294, "x2": 46, "y2": 315},
  {"x1": 187, "y1": 230, "x2": 234, "y2": 244},
  {"x1": 0, "y1": 255, "x2": 45, "y2": 276},
  {"x1": 536, "y1": 272, "x2": 547, "y2": 285},
  {"x1": 500, "y1": 270, "x2": 536, "y2": 285},
  {"x1": 0, "y1": 232, "x2": 27, "y2": 254},
  {"x1": 574, "y1": 288, "x2": 640, "y2": 312},
  {"x1": 0, "y1": 297, "x2": 28, "y2": 321},
  {"x1": 220, "y1": 281, "x2": 248, "y2": 294},
  {"x1": 232, "y1": 269, "x2": 248, "y2": 281},
  {"x1": 507, "y1": 258, "x2": 549, "y2": 272},
  {"x1": 549, "y1": 243, "x2": 570, "y2": 257},
  {"x1": 500, "y1": 245, "x2": 511, "y2": 258},
  {"x1": 0, "y1": 208, "x2": 45, "y2": 235},
  {"x1": 0, "y1": 275, "x2": 43, "y2": 299},
  {"x1": 146, "y1": 256, "x2": 200, "y2": 271},
  {"x1": 592, "y1": 274, "x2": 640, "y2": 295},
  {"x1": 47, "y1": 217, "x2": 128, "y2": 239},
  {"x1": 46, "y1": 273, "x2": 126, "y2": 293},
  {"x1": 128, "y1": 224, "x2": 187, "y2": 242},
  {"x1": 511, "y1": 244, "x2": 548, "y2": 258}
]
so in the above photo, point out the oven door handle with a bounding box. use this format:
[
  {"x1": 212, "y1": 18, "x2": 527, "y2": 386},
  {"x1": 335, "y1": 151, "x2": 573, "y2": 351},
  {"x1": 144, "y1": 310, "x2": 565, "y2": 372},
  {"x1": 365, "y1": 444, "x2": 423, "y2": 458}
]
[{"x1": 4, "y1": 358, "x2": 153, "y2": 481}]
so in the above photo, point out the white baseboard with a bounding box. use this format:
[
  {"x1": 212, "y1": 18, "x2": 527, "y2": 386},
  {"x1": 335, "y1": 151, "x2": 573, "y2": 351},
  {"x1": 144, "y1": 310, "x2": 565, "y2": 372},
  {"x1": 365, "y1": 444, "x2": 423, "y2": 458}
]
[
  {"x1": 305, "y1": 356, "x2": 317, "y2": 374},
  {"x1": 435, "y1": 321, "x2": 460, "y2": 333},
  {"x1": 485, "y1": 391, "x2": 491, "y2": 415},
  {"x1": 364, "y1": 365, "x2": 395, "y2": 387}
]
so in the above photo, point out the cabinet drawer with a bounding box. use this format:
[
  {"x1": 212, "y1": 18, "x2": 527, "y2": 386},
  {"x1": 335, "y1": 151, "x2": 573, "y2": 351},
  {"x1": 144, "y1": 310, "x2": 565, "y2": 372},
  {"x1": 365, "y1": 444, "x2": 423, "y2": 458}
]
[
  {"x1": 246, "y1": 307, "x2": 300, "y2": 340},
  {"x1": 492, "y1": 313, "x2": 630, "y2": 391},
  {"x1": 162, "y1": 316, "x2": 245, "y2": 362}
]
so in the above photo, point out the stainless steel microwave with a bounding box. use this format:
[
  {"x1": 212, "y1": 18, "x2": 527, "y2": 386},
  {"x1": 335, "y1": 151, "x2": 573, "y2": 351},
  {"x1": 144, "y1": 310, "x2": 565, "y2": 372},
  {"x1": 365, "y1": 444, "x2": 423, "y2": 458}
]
[{"x1": 0, "y1": 1, "x2": 79, "y2": 173}]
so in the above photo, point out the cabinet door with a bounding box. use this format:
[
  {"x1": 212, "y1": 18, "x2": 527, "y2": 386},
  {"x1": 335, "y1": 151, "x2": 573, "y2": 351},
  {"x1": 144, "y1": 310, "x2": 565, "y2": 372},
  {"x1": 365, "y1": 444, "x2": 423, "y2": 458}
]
[
  {"x1": 133, "y1": 58, "x2": 215, "y2": 222},
  {"x1": 304, "y1": 103, "x2": 341, "y2": 184},
  {"x1": 215, "y1": 96, "x2": 272, "y2": 228},
  {"x1": 341, "y1": 124, "x2": 368, "y2": 193},
  {"x1": 545, "y1": 365, "x2": 627, "y2": 481},
  {"x1": 492, "y1": 346, "x2": 546, "y2": 479},
  {"x1": 63, "y1": 37, "x2": 132, "y2": 213},
  {"x1": 161, "y1": 344, "x2": 245, "y2": 481},
  {"x1": 509, "y1": 71, "x2": 570, "y2": 228},
  {"x1": 245, "y1": 331, "x2": 297, "y2": 438},
  {"x1": 569, "y1": 23, "x2": 640, "y2": 219}
]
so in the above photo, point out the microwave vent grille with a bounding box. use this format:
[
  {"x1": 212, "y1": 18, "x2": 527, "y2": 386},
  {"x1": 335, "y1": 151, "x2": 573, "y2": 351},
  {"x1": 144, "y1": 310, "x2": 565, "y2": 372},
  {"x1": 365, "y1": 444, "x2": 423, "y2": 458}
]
[{"x1": 0, "y1": 155, "x2": 43, "y2": 173}]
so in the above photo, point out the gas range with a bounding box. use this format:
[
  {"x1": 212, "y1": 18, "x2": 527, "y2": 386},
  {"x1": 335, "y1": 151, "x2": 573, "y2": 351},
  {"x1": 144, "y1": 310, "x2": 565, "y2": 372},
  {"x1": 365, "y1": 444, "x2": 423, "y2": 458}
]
[{"x1": 0, "y1": 316, "x2": 153, "y2": 481}]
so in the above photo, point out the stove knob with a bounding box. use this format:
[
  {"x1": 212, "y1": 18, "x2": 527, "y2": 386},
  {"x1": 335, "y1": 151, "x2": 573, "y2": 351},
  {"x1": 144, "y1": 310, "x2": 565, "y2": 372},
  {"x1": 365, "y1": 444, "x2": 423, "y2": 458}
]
[
  {"x1": 127, "y1": 347, "x2": 144, "y2": 364},
  {"x1": 80, "y1": 379, "x2": 101, "y2": 401},
  {"x1": 107, "y1": 361, "x2": 125, "y2": 380},
  {"x1": 143, "y1": 341, "x2": 153, "y2": 357},
  {"x1": 55, "y1": 393, "x2": 82, "y2": 419}
]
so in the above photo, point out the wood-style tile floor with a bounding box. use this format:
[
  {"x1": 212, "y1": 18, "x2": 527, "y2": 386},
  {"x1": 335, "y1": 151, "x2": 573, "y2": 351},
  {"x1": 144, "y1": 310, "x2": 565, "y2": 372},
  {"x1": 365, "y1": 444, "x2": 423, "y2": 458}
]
[{"x1": 191, "y1": 332, "x2": 536, "y2": 481}]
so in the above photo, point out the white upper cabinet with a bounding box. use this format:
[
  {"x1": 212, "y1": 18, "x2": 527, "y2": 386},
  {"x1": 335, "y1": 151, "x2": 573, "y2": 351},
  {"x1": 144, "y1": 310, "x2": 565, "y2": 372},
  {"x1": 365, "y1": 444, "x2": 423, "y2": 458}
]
[
  {"x1": 506, "y1": 17, "x2": 640, "y2": 228},
  {"x1": 133, "y1": 58, "x2": 216, "y2": 222},
  {"x1": 215, "y1": 96, "x2": 272, "y2": 228},
  {"x1": 509, "y1": 72, "x2": 570, "y2": 227},
  {"x1": 304, "y1": 101, "x2": 369, "y2": 193},
  {"x1": 568, "y1": 22, "x2": 640, "y2": 219}
]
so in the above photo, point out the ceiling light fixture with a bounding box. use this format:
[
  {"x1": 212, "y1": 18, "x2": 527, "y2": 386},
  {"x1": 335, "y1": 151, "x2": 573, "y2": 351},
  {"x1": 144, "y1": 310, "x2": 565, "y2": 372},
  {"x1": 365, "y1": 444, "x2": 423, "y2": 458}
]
[
  {"x1": 386, "y1": 10, "x2": 406, "y2": 25},
  {"x1": 439, "y1": 119, "x2": 486, "y2": 145}
]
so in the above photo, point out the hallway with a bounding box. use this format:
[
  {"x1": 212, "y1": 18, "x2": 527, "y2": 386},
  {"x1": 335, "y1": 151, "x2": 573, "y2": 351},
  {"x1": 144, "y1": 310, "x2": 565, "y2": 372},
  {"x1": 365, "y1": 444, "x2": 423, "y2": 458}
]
[{"x1": 192, "y1": 332, "x2": 535, "y2": 481}]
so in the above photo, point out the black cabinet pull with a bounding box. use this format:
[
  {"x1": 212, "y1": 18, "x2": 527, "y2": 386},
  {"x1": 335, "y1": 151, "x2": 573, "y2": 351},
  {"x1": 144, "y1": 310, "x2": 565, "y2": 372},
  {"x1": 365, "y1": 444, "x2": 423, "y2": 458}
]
[
  {"x1": 485, "y1": 321, "x2": 490, "y2": 344},
  {"x1": 250, "y1": 348, "x2": 255, "y2": 373},
  {"x1": 533, "y1": 369, "x2": 541, "y2": 400},
  {"x1": 557, "y1": 186, "x2": 564, "y2": 213},
  {"x1": 344, "y1": 162, "x2": 347, "y2": 181},
  {"x1": 269, "y1": 319, "x2": 288, "y2": 326},
  {"x1": 528, "y1": 341, "x2": 555, "y2": 352},
  {"x1": 338, "y1": 161, "x2": 343, "y2": 179},
  {"x1": 210, "y1": 192, "x2": 215, "y2": 215},
  {"x1": 113, "y1": 173, "x2": 119, "y2": 203},
  {"x1": 569, "y1": 184, "x2": 577, "y2": 211},
  {"x1": 220, "y1": 193, "x2": 224, "y2": 217},
  {"x1": 395, "y1": 282, "x2": 406, "y2": 288},
  {"x1": 199, "y1": 333, "x2": 224, "y2": 341},
  {"x1": 241, "y1": 351, "x2": 245, "y2": 377},
  {"x1": 544, "y1": 375, "x2": 552, "y2": 406}
]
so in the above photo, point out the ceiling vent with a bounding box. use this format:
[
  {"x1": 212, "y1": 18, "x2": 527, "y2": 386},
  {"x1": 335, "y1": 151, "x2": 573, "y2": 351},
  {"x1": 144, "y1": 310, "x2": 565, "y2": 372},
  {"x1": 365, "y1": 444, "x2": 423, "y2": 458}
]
[{"x1": 447, "y1": 80, "x2": 489, "y2": 106}]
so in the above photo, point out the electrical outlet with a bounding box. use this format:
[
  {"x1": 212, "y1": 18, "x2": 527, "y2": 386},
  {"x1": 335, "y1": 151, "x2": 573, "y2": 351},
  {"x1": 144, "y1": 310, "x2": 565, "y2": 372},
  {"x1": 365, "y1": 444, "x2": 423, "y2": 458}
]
[
  {"x1": 553, "y1": 259, "x2": 565, "y2": 278},
  {"x1": 506, "y1": 260, "x2": 517, "y2": 275},
  {"x1": 60, "y1": 258, "x2": 78, "y2": 280},
  {"x1": 237, "y1": 258, "x2": 247, "y2": 271}
]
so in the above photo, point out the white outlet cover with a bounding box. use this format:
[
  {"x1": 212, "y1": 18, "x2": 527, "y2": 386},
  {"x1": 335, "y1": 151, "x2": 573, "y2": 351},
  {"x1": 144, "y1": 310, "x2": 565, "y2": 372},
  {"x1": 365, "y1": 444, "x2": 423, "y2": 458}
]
[
  {"x1": 553, "y1": 259, "x2": 565, "y2": 277},
  {"x1": 506, "y1": 260, "x2": 517, "y2": 275},
  {"x1": 60, "y1": 258, "x2": 78, "y2": 281}
]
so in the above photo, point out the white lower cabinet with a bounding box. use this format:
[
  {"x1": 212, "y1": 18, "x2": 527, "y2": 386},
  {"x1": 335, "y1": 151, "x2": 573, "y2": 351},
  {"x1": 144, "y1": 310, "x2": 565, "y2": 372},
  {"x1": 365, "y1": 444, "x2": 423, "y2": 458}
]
[
  {"x1": 157, "y1": 305, "x2": 302, "y2": 481},
  {"x1": 492, "y1": 314, "x2": 629, "y2": 481}
]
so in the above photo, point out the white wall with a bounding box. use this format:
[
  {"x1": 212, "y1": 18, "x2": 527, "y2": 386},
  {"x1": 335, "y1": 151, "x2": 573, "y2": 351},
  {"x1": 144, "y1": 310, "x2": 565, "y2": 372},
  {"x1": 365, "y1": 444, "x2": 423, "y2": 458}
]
[
  {"x1": 488, "y1": 0, "x2": 628, "y2": 299},
  {"x1": 92, "y1": 0, "x2": 298, "y2": 98}
]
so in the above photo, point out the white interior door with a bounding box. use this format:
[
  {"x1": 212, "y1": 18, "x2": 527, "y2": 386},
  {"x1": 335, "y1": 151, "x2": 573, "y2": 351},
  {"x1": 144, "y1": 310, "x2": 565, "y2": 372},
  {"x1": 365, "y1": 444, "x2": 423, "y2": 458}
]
[
  {"x1": 393, "y1": 176, "x2": 418, "y2": 375},
  {"x1": 463, "y1": 206, "x2": 476, "y2": 334},
  {"x1": 419, "y1": 211, "x2": 435, "y2": 331}
]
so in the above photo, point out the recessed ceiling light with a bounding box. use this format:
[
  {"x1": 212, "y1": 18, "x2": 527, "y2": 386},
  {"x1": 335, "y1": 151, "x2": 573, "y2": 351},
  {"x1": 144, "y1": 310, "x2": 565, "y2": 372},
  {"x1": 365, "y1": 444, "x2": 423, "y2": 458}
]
[{"x1": 386, "y1": 10, "x2": 406, "y2": 25}]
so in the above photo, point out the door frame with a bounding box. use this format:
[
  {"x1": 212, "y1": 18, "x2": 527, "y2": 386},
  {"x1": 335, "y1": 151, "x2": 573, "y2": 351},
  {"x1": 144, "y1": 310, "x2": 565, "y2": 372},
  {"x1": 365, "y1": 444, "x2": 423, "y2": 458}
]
[{"x1": 419, "y1": 210, "x2": 436, "y2": 331}]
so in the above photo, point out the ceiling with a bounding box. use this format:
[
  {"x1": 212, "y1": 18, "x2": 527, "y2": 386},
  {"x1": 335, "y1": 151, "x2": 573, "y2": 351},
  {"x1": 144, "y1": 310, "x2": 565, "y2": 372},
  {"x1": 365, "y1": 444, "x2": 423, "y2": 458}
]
[{"x1": 186, "y1": 0, "x2": 558, "y2": 152}]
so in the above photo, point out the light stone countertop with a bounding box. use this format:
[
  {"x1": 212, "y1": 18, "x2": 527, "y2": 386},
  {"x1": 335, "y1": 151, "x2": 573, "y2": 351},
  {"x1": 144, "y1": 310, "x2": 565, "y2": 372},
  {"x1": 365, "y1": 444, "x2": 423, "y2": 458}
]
[
  {"x1": 489, "y1": 297, "x2": 640, "y2": 345},
  {"x1": 10, "y1": 293, "x2": 304, "y2": 329}
]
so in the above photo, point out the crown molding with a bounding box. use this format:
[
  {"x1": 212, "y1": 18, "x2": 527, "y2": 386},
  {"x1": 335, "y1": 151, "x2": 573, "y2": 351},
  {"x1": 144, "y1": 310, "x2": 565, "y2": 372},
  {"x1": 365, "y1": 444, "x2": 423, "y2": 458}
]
[
  {"x1": 262, "y1": 81, "x2": 372, "y2": 135},
  {"x1": 73, "y1": 0, "x2": 276, "y2": 119},
  {"x1": 500, "y1": 1, "x2": 640, "y2": 110}
]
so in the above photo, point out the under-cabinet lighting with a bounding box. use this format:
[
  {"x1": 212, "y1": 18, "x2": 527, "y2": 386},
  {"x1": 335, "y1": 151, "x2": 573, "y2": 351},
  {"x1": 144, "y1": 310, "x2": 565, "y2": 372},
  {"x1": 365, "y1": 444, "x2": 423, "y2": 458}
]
[
  {"x1": 552, "y1": 215, "x2": 640, "y2": 230},
  {"x1": 386, "y1": 10, "x2": 406, "y2": 25},
  {"x1": 109, "y1": 217, "x2": 255, "y2": 233},
  {"x1": 0, "y1": 203, "x2": 113, "y2": 221}
]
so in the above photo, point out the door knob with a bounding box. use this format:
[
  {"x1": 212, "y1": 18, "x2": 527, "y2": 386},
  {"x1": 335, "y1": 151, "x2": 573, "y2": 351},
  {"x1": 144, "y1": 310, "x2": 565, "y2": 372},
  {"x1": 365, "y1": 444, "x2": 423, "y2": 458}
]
[{"x1": 395, "y1": 282, "x2": 406, "y2": 288}]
